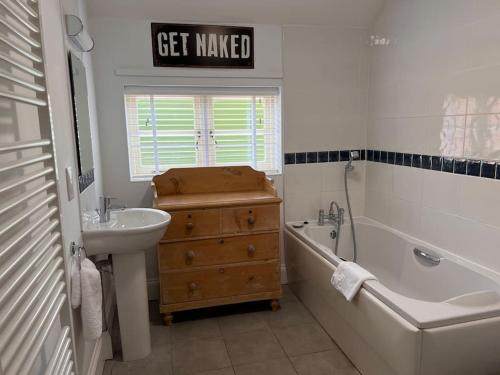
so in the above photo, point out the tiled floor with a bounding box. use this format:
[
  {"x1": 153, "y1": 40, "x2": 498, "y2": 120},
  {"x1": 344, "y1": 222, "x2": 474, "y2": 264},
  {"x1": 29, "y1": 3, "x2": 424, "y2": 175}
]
[{"x1": 103, "y1": 286, "x2": 359, "y2": 375}]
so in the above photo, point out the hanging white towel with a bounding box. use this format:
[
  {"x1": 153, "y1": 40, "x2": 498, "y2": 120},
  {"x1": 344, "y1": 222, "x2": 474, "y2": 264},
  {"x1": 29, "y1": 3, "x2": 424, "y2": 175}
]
[
  {"x1": 81, "y1": 258, "x2": 102, "y2": 341},
  {"x1": 331, "y1": 261, "x2": 376, "y2": 301},
  {"x1": 71, "y1": 255, "x2": 81, "y2": 309}
]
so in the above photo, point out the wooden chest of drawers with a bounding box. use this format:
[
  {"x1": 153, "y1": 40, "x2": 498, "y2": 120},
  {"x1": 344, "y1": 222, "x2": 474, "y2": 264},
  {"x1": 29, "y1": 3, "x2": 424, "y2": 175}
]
[{"x1": 152, "y1": 166, "x2": 282, "y2": 324}]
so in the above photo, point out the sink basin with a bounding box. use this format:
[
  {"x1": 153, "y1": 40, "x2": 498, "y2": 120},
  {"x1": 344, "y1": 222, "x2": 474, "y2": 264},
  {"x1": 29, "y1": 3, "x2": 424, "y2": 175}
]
[
  {"x1": 82, "y1": 208, "x2": 171, "y2": 255},
  {"x1": 81, "y1": 208, "x2": 170, "y2": 361}
]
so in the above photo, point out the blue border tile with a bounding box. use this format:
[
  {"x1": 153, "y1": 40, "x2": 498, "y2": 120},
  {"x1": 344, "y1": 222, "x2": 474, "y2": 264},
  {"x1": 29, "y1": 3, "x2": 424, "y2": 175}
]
[
  {"x1": 388, "y1": 152, "x2": 395, "y2": 164},
  {"x1": 467, "y1": 159, "x2": 481, "y2": 176},
  {"x1": 329, "y1": 151, "x2": 339, "y2": 162},
  {"x1": 454, "y1": 159, "x2": 466, "y2": 175},
  {"x1": 395, "y1": 152, "x2": 403, "y2": 165},
  {"x1": 403, "y1": 153, "x2": 412, "y2": 167},
  {"x1": 443, "y1": 158, "x2": 454, "y2": 173},
  {"x1": 482, "y1": 161, "x2": 496, "y2": 179},
  {"x1": 307, "y1": 152, "x2": 318, "y2": 163},
  {"x1": 318, "y1": 151, "x2": 329, "y2": 163},
  {"x1": 284, "y1": 153, "x2": 295, "y2": 165},
  {"x1": 367, "y1": 150, "x2": 374, "y2": 161},
  {"x1": 295, "y1": 152, "x2": 306, "y2": 164},
  {"x1": 431, "y1": 156, "x2": 442, "y2": 171},
  {"x1": 412, "y1": 154, "x2": 422, "y2": 168},
  {"x1": 421, "y1": 155, "x2": 431, "y2": 169},
  {"x1": 340, "y1": 150, "x2": 350, "y2": 161}
]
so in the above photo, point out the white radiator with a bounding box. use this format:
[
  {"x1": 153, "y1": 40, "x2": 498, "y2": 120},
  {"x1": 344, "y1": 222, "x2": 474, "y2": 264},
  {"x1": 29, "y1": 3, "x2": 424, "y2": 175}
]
[{"x1": 0, "y1": 0, "x2": 76, "y2": 374}]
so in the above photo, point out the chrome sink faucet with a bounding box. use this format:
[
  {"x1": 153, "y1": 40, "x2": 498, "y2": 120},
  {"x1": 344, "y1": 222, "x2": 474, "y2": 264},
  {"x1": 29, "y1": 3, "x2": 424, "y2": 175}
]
[{"x1": 97, "y1": 196, "x2": 113, "y2": 223}]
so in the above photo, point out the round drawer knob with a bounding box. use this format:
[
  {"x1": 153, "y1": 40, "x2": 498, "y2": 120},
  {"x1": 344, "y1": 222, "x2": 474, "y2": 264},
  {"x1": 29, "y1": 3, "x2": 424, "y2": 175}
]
[
  {"x1": 189, "y1": 282, "x2": 198, "y2": 291},
  {"x1": 186, "y1": 222, "x2": 194, "y2": 230},
  {"x1": 247, "y1": 244, "x2": 256, "y2": 256},
  {"x1": 248, "y1": 275, "x2": 255, "y2": 281},
  {"x1": 247, "y1": 215, "x2": 255, "y2": 225},
  {"x1": 186, "y1": 250, "x2": 195, "y2": 262},
  {"x1": 219, "y1": 268, "x2": 225, "y2": 274}
]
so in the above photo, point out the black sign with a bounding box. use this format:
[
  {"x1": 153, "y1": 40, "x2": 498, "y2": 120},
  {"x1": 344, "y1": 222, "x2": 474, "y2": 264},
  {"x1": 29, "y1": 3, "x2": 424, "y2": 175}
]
[{"x1": 151, "y1": 23, "x2": 254, "y2": 69}]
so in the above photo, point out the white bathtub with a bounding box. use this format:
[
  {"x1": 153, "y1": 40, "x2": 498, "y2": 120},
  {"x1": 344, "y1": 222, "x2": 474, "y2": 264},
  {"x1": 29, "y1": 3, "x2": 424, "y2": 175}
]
[{"x1": 285, "y1": 217, "x2": 500, "y2": 375}]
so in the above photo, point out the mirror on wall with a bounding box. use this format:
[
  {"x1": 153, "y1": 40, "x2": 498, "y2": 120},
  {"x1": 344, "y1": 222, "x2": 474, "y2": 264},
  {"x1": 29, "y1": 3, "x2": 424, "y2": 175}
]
[{"x1": 68, "y1": 51, "x2": 94, "y2": 192}]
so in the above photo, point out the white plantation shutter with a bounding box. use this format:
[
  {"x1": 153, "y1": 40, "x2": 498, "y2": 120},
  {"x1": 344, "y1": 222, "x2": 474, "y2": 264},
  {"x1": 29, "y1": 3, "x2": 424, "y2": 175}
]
[{"x1": 124, "y1": 87, "x2": 281, "y2": 180}]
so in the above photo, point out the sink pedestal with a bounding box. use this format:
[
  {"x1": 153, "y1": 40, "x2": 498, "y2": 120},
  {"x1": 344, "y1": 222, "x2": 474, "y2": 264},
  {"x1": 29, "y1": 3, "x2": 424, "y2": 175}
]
[{"x1": 113, "y1": 251, "x2": 151, "y2": 361}]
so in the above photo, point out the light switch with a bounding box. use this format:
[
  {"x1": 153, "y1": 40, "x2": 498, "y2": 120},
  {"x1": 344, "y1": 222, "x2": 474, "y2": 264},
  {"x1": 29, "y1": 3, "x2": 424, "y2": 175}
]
[{"x1": 65, "y1": 166, "x2": 75, "y2": 201}]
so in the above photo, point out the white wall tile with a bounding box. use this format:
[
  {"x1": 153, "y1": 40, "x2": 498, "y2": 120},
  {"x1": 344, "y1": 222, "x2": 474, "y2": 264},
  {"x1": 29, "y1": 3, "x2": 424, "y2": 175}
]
[
  {"x1": 458, "y1": 176, "x2": 500, "y2": 229},
  {"x1": 421, "y1": 170, "x2": 461, "y2": 215},
  {"x1": 392, "y1": 166, "x2": 423, "y2": 203},
  {"x1": 365, "y1": 0, "x2": 500, "y2": 274},
  {"x1": 365, "y1": 162, "x2": 393, "y2": 193},
  {"x1": 365, "y1": 189, "x2": 390, "y2": 225},
  {"x1": 388, "y1": 196, "x2": 421, "y2": 238},
  {"x1": 284, "y1": 163, "x2": 322, "y2": 194},
  {"x1": 464, "y1": 114, "x2": 500, "y2": 161}
]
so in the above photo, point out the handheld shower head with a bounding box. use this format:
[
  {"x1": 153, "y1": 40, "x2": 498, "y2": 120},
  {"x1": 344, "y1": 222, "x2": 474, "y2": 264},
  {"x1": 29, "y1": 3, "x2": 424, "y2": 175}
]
[{"x1": 345, "y1": 150, "x2": 359, "y2": 171}]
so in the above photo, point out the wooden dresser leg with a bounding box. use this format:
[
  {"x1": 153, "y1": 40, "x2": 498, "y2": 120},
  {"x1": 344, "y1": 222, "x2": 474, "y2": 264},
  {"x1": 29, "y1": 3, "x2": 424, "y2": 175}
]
[
  {"x1": 270, "y1": 299, "x2": 280, "y2": 312},
  {"x1": 163, "y1": 313, "x2": 173, "y2": 326}
]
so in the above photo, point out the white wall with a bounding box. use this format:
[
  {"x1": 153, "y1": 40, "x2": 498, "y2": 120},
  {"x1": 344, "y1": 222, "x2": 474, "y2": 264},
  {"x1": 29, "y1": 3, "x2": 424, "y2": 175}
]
[
  {"x1": 283, "y1": 25, "x2": 370, "y2": 222},
  {"x1": 89, "y1": 16, "x2": 284, "y2": 293},
  {"x1": 365, "y1": 0, "x2": 500, "y2": 273}
]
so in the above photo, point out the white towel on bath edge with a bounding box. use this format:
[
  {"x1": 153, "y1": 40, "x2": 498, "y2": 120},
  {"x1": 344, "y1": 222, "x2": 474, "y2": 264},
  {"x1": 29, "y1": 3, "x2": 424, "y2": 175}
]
[
  {"x1": 81, "y1": 258, "x2": 102, "y2": 341},
  {"x1": 331, "y1": 261, "x2": 377, "y2": 302},
  {"x1": 71, "y1": 255, "x2": 81, "y2": 309}
]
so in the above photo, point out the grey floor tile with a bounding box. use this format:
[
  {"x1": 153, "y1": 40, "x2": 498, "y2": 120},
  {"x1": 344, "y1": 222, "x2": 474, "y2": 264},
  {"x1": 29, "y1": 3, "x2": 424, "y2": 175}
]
[
  {"x1": 171, "y1": 318, "x2": 221, "y2": 343},
  {"x1": 274, "y1": 322, "x2": 334, "y2": 357},
  {"x1": 217, "y1": 312, "x2": 269, "y2": 338},
  {"x1": 194, "y1": 368, "x2": 235, "y2": 375},
  {"x1": 109, "y1": 353, "x2": 172, "y2": 375},
  {"x1": 281, "y1": 285, "x2": 299, "y2": 303},
  {"x1": 150, "y1": 324, "x2": 172, "y2": 352},
  {"x1": 234, "y1": 358, "x2": 297, "y2": 375},
  {"x1": 172, "y1": 337, "x2": 231, "y2": 375},
  {"x1": 290, "y1": 349, "x2": 357, "y2": 375},
  {"x1": 260, "y1": 300, "x2": 315, "y2": 329},
  {"x1": 225, "y1": 329, "x2": 286, "y2": 366}
]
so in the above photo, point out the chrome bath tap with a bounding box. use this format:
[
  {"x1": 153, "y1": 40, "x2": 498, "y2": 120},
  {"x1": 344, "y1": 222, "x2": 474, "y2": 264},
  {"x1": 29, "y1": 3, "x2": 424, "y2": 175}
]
[
  {"x1": 318, "y1": 201, "x2": 344, "y2": 226},
  {"x1": 318, "y1": 201, "x2": 344, "y2": 256}
]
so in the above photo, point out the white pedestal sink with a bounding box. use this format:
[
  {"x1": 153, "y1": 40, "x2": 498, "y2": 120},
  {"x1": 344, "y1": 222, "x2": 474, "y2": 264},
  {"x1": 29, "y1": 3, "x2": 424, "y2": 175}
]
[{"x1": 82, "y1": 208, "x2": 170, "y2": 361}]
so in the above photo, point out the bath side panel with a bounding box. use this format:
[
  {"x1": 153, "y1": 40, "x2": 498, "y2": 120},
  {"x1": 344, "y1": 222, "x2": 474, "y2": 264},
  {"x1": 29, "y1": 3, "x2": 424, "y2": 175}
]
[
  {"x1": 421, "y1": 316, "x2": 500, "y2": 375},
  {"x1": 285, "y1": 230, "x2": 421, "y2": 375}
]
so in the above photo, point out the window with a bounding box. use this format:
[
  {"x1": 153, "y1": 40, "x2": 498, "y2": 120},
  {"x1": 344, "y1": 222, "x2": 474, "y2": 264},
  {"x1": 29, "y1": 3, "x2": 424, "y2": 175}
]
[{"x1": 124, "y1": 87, "x2": 281, "y2": 181}]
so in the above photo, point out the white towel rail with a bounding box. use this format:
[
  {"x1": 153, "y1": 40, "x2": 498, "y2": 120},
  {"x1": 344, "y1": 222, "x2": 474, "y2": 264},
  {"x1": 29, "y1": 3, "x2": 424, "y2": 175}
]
[
  {"x1": 0, "y1": 166, "x2": 54, "y2": 194},
  {"x1": 0, "y1": 139, "x2": 51, "y2": 152},
  {"x1": 44, "y1": 327, "x2": 70, "y2": 375},
  {"x1": 0, "y1": 50, "x2": 44, "y2": 77},
  {"x1": 0, "y1": 0, "x2": 77, "y2": 374},
  {"x1": 0, "y1": 13, "x2": 41, "y2": 47},
  {"x1": 12, "y1": 0, "x2": 38, "y2": 18},
  {"x1": 0, "y1": 33, "x2": 42, "y2": 62},
  {"x1": 0, "y1": 0, "x2": 39, "y2": 32}
]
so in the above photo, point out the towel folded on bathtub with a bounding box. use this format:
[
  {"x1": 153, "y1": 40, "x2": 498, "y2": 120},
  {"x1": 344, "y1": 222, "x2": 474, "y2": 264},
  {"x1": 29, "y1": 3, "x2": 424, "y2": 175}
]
[{"x1": 331, "y1": 261, "x2": 376, "y2": 301}]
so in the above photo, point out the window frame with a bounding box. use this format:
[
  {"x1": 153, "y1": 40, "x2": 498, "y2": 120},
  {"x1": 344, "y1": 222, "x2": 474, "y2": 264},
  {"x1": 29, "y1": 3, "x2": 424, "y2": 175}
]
[{"x1": 123, "y1": 85, "x2": 282, "y2": 181}]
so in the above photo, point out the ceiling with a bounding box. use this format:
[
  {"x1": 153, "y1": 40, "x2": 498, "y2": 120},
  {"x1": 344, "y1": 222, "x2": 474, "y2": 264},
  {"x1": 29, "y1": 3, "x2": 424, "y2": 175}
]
[{"x1": 87, "y1": 0, "x2": 385, "y2": 28}]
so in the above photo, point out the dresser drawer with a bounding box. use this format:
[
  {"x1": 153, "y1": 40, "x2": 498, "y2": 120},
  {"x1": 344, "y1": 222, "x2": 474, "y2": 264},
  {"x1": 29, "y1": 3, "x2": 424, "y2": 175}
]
[
  {"x1": 160, "y1": 261, "x2": 280, "y2": 304},
  {"x1": 163, "y1": 209, "x2": 220, "y2": 240},
  {"x1": 222, "y1": 205, "x2": 280, "y2": 234},
  {"x1": 159, "y1": 233, "x2": 279, "y2": 270}
]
